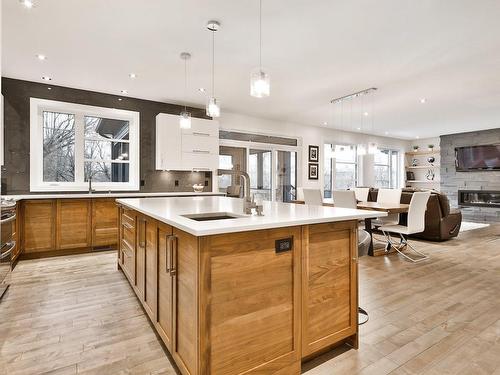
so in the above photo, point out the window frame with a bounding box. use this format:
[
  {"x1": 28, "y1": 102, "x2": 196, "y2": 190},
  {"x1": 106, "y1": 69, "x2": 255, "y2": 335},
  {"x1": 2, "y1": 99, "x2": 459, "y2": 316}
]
[
  {"x1": 324, "y1": 143, "x2": 358, "y2": 197},
  {"x1": 374, "y1": 148, "x2": 400, "y2": 188},
  {"x1": 30, "y1": 98, "x2": 140, "y2": 192}
]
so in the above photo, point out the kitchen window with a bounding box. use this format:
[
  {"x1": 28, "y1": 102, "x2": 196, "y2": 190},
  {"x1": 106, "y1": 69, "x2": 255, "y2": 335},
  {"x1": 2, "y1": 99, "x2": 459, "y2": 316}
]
[
  {"x1": 374, "y1": 148, "x2": 399, "y2": 188},
  {"x1": 324, "y1": 144, "x2": 358, "y2": 197},
  {"x1": 30, "y1": 98, "x2": 140, "y2": 191}
]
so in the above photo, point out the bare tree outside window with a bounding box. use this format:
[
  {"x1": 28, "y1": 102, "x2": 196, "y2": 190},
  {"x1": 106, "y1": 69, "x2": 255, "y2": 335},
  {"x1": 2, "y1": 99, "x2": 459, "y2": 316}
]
[{"x1": 43, "y1": 111, "x2": 76, "y2": 182}]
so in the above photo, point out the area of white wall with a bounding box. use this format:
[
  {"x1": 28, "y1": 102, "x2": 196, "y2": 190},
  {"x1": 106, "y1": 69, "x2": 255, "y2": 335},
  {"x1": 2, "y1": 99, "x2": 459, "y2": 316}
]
[{"x1": 218, "y1": 111, "x2": 410, "y2": 192}]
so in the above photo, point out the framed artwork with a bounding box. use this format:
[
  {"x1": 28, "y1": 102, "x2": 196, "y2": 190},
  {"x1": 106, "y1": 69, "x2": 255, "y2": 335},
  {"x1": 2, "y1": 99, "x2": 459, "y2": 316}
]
[
  {"x1": 308, "y1": 163, "x2": 319, "y2": 180},
  {"x1": 308, "y1": 145, "x2": 319, "y2": 162}
]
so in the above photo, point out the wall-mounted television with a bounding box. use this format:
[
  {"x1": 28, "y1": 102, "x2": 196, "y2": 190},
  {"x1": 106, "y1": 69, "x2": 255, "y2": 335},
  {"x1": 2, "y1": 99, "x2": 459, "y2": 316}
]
[{"x1": 455, "y1": 144, "x2": 500, "y2": 171}]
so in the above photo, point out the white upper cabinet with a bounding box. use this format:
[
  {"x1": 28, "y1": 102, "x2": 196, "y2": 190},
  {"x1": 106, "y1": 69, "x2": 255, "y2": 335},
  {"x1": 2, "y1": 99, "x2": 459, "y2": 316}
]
[{"x1": 155, "y1": 113, "x2": 219, "y2": 171}]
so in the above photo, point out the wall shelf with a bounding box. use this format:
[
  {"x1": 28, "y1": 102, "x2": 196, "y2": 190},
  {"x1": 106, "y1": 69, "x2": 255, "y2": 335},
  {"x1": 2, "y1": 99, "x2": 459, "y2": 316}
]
[
  {"x1": 406, "y1": 165, "x2": 440, "y2": 169},
  {"x1": 406, "y1": 150, "x2": 440, "y2": 156}
]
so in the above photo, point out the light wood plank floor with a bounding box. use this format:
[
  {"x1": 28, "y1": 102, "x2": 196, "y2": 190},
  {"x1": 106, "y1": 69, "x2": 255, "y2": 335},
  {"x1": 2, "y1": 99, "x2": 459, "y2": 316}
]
[{"x1": 1, "y1": 224, "x2": 499, "y2": 375}]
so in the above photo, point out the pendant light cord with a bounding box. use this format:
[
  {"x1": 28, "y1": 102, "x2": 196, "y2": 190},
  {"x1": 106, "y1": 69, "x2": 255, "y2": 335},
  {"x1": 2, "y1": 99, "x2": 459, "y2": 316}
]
[
  {"x1": 259, "y1": 0, "x2": 262, "y2": 71},
  {"x1": 184, "y1": 57, "x2": 188, "y2": 112},
  {"x1": 211, "y1": 29, "x2": 215, "y2": 97}
]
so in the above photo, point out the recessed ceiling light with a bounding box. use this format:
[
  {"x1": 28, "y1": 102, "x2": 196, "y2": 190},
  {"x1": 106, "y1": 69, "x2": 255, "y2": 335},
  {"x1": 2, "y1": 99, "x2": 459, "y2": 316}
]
[
  {"x1": 121, "y1": 90, "x2": 128, "y2": 95},
  {"x1": 420, "y1": 98, "x2": 426, "y2": 104},
  {"x1": 363, "y1": 112, "x2": 369, "y2": 117},
  {"x1": 20, "y1": 0, "x2": 34, "y2": 9},
  {"x1": 356, "y1": 127, "x2": 361, "y2": 131},
  {"x1": 384, "y1": 131, "x2": 389, "y2": 135},
  {"x1": 41, "y1": 76, "x2": 52, "y2": 81},
  {"x1": 198, "y1": 88, "x2": 206, "y2": 93},
  {"x1": 323, "y1": 121, "x2": 328, "y2": 126},
  {"x1": 416, "y1": 136, "x2": 420, "y2": 139},
  {"x1": 128, "y1": 73, "x2": 137, "y2": 79},
  {"x1": 36, "y1": 54, "x2": 46, "y2": 61}
]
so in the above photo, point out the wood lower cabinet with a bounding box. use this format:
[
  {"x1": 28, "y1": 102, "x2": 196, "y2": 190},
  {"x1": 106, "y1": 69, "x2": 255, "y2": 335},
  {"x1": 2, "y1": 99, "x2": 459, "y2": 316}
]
[
  {"x1": 20, "y1": 198, "x2": 119, "y2": 258},
  {"x1": 143, "y1": 215, "x2": 158, "y2": 320},
  {"x1": 118, "y1": 211, "x2": 358, "y2": 375},
  {"x1": 22, "y1": 200, "x2": 56, "y2": 253},
  {"x1": 301, "y1": 221, "x2": 358, "y2": 357},
  {"x1": 120, "y1": 208, "x2": 136, "y2": 284},
  {"x1": 92, "y1": 199, "x2": 118, "y2": 248},
  {"x1": 56, "y1": 199, "x2": 92, "y2": 250},
  {"x1": 157, "y1": 222, "x2": 174, "y2": 352}
]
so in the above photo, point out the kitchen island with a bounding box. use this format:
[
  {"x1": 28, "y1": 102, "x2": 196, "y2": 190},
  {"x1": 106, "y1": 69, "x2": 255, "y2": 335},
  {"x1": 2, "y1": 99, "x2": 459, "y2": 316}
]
[{"x1": 116, "y1": 196, "x2": 386, "y2": 375}]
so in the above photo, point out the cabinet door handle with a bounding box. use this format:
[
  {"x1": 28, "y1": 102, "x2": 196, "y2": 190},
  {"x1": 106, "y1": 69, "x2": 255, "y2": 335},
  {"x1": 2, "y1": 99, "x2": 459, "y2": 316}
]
[
  {"x1": 192, "y1": 132, "x2": 210, "y2": 137},
  {"x1": 138, "y1": 219, "x2": 146, "y2": 247},
  {"x1": 170, "y1": 235, "x2": 178, "y2": 276},
  {"x1": 192, "y1": 149, "x2": 210, "y2": 154},
  {"x1": 166, "y1": 235, "x2": 173, "y2": 273}
]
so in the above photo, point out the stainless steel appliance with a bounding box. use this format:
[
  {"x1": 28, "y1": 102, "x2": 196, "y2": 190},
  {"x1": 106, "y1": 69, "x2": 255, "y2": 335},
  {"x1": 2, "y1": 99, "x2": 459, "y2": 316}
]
[{"x1": 1, "y1": 198, "x2": 16, "y2": 299}]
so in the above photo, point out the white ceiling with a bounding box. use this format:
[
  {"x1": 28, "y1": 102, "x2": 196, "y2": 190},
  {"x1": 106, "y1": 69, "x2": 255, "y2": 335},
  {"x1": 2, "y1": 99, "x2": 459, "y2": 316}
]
[{"x1": 3, "y1": 0, "x2": 500, "y2": 140}]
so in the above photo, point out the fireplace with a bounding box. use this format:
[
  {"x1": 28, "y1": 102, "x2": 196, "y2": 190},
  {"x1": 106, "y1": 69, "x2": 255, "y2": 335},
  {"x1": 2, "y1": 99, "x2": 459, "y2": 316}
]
[{"x1": 458, "y1": 190, "x2": 500, "y2": 208}]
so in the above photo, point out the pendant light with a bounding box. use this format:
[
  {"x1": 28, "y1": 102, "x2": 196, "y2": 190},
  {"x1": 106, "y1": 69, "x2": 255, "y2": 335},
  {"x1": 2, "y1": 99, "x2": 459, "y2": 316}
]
[
  {"x1": 179, "y1": 52, "x2": 192, "y2": 129},
  {"x1": 250, "y1": 0, "x2": 270, "y2": 98},
  {"x1": 206, "y1": 20, "x2": 221, "y2": 117}
]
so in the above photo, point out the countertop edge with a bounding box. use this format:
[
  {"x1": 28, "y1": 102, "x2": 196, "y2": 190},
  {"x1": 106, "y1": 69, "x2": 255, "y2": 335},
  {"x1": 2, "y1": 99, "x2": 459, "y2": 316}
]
[
  {"x1": 3, "y1": 192, "x2": 224, "y2": 201},
  {"x1": 116, "y1": 198, "x2": 387, "y2": 237}
]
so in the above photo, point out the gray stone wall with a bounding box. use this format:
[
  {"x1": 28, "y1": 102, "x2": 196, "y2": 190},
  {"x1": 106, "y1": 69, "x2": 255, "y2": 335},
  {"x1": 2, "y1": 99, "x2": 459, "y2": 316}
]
[
  {"x1": 440, "y1": 128, "x2": 500, "y2": 222},
  {"x1": 1, "y1": 78, "x2": 212, "y2": 194}
]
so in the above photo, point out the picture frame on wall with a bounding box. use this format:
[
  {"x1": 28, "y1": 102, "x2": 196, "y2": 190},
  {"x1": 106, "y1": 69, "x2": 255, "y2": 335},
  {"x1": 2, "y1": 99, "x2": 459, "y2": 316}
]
[
  {"x1": 308, "y1": 145, "x2": 319, "y2": 162},
  {"x1": 308, "y1": 163, "x2": 319, "y2": 180}
]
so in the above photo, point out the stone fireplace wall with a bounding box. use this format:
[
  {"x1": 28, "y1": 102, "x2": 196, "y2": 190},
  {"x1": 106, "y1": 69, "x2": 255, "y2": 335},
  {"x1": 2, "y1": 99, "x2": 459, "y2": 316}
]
[{"x1": 440, "y1": 128, "x2": 500, "y2": 223}]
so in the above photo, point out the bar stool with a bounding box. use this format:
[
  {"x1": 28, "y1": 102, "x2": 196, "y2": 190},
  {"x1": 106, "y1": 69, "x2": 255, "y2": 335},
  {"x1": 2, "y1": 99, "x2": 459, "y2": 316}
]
[{"x1": 358, "y1": 229, "x2": 371, "y2": 325}]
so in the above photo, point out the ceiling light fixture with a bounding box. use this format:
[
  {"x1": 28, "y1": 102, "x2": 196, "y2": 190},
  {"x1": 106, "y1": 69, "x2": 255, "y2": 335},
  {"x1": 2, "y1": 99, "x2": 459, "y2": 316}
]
[
  {"x1": 206, "y1": 20, "x2": 221, "y2": 118},
  {"x1": 363, "y1": 111, "x2": 369, "y2": 117},
  {"x1": 420, "y1": 98, "x2": 426, "y2": 103},
  {"x1": 20, "y1": 0, "x2": 34, "y2": 9},
  {"x1": 323, "y1": 121, "x2": 328, "y2": 126},
  {"x1": 129, "y1": 73, "x2": 137, "y2": 79},
  {"x1": 179, "y1": 52, "x2": 192, "y2": 129},
  {"x1": 36, "y1": 54, "x2": 46, "y2": 61},
  {"x1": 41, "y1": 76, "x2": 52, "y2": 81},
  {"x1": 250, "y1": 0, "x2": 270, "y2": 98}
]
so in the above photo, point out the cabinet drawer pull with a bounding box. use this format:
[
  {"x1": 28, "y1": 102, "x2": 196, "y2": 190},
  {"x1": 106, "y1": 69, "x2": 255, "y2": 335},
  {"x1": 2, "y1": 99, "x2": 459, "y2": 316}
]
[
  {"x1": 192, "y1": 132, "x2": 210, "y2": 137},
  {"x1": 122, "y1": 222, "x2": 133, "y2": 230},
  {"x1": 166, "y1": 235, "x2": 173, "y2": 273},
  {"x1": 192, "y1": 149, "x2": 210, "y2": 154}
]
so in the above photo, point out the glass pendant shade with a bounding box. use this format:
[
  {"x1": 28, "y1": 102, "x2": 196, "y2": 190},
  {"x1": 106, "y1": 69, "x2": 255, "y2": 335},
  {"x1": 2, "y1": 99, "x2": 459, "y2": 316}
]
[
  {"x1": 250, "y1": 69, "x2": 270, "y2": 98},
  {"x1": 179, "y1": 111, "x2": 191, "y2": 129},
  {"x1": 206, "y1": 97, "x2": 220, "y2": 118},
  {"x1": 368, "y1": 142, "x2": 378, "y2": 154},
  {"x1": 357, "y1": 144, "x2": 367, "y2": 156}
]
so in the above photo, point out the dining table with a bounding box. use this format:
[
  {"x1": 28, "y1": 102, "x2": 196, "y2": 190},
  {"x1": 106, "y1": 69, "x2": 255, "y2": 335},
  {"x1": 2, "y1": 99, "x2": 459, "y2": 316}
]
[{"x1": 290, "y1": 199, "x2": 410, "y2": 256}]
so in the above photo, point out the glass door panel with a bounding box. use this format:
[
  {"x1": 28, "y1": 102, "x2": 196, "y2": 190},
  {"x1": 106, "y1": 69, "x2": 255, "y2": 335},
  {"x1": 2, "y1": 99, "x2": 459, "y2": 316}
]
[
  {"x1": 249, "y1": 149, "x2": 272, "y2": 201},
  {"x1": 276, "y1": 150, "x2": 297, "y2": 202},
  {"x1": 218, "y1": 146, "x2": 247, "y2": 194}
]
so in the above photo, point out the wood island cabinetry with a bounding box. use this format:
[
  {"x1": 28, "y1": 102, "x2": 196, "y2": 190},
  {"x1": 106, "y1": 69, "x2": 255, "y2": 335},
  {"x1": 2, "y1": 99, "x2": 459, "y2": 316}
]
[{"x1": 117, "y1": 205, "x2": 359, "y2": 375}]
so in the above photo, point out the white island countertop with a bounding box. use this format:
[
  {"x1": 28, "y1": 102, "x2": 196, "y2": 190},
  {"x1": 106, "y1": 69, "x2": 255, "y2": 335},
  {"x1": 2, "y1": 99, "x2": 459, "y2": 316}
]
[
  {"x1": 4, "y1": 191, "x2": 223, "y2": 201},
  {"x1": 116, "y1": 196, "x2": 387, "y2": 236}
]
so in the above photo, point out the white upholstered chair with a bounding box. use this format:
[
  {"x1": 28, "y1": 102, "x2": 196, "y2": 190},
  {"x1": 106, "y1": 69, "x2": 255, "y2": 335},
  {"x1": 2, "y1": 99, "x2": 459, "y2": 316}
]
[
  {"x1": 373, "y1": 188, "x2": 402, "y2": 226},
  {"x1": 354, "y1": 187, "x2": 370, "y2": 202},
  {"x1": 302, "y1": 189, "x2": 324, "y2": 206},
  {"x1": 333, "y1": 190, "x2": 357, "y2": 209},
  {"x1": 379, "y1": 191, "x2": 431, "y2": 262}
]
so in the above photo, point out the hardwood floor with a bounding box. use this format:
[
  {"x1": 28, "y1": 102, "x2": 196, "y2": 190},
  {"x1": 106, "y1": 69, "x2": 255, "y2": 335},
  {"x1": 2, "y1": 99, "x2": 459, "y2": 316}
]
[{"x1": 1, "y1": 224, "x2": 499, "y2": 374}]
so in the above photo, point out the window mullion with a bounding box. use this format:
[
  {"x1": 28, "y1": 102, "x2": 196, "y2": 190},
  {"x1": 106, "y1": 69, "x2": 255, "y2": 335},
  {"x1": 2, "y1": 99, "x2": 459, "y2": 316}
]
[{"x1": 74, "y1": 114, "x2": 85, "y2": 185}]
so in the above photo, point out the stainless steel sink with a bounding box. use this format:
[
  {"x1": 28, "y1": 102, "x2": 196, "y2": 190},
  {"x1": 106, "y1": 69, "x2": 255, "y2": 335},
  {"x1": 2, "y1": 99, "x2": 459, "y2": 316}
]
[{"x1": 181, "y1": 212, "x2": 244, "y2": 221}]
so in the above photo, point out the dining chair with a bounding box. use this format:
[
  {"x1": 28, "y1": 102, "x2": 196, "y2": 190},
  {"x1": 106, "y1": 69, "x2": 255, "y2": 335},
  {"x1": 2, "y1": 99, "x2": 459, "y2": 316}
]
[
  {"x1": 302, "y1": 188, "x2": 323, "y2": 205},
  {"x1": 354, "y1": 187, "x2": 370, "y2": 202},
  {"x1": 373, "y1": 188, "x2": 402, "y2": 226},
  {"x1": 333, "y1": 190, "x2": 357, "y2": 209},
  {"x1": 379, "y1": 191, "x2": 431, "y2": 262}
]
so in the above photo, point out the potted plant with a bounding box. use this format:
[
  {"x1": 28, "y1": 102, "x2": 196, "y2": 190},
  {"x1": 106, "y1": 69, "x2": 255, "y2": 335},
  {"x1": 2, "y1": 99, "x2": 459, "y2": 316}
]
[{"x1": 428, "y1": 144, "x2": 434, "y2": 151}]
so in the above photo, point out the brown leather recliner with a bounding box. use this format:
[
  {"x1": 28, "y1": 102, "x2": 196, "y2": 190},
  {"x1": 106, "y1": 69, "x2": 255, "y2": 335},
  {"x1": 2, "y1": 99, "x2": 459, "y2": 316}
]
[{"x1": 368, "y1": 189, "x2": 462, "y2": 241}]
